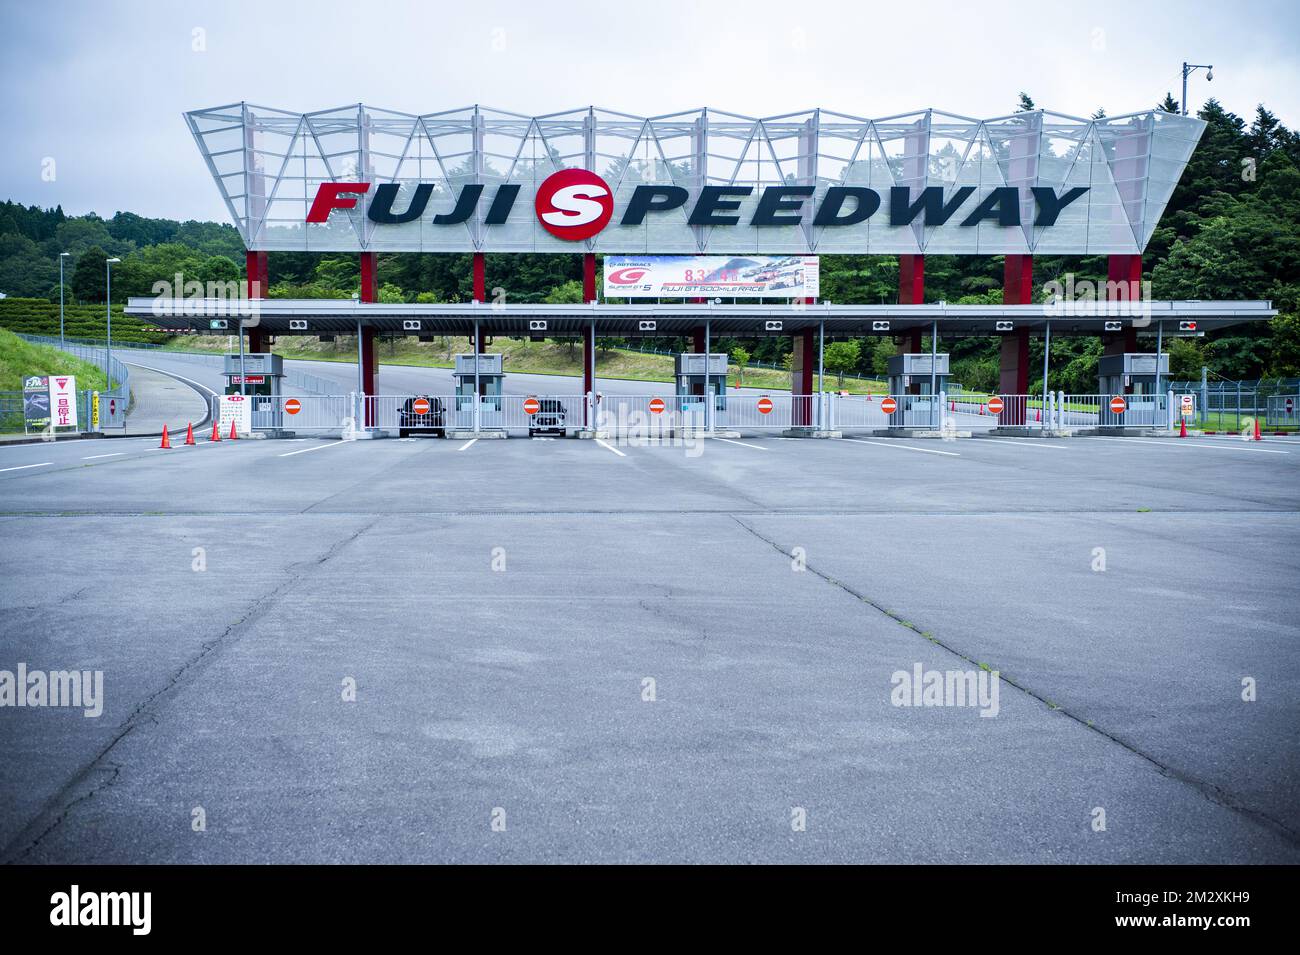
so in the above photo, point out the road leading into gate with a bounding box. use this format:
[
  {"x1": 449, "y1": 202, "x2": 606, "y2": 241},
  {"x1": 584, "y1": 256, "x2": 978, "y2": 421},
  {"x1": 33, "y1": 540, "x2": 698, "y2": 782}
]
[{"x1": 0, "y1": 432, "x2": 1295, "y2": 863}]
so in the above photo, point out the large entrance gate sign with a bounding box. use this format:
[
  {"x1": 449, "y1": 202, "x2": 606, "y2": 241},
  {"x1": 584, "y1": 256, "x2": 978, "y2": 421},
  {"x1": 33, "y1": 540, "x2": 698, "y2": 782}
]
[{"x1": 186, "y1": 103, "x2": 1206, "y2": 256}]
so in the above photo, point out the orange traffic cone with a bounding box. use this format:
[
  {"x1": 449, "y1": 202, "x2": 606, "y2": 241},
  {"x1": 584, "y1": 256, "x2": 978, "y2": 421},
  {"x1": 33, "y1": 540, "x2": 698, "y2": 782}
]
[
  {"x1": 229, "y1": 420, "x2": 239, "y2": 440},
  {"x1": 184, "y1": 422, "x2": 195, "y2": 445},
  {"x1": 1254, "y1": 418, "x2": 1262, "y2": 441},
  {"x1": 159, "y1": 425, "x2": 171, "y2": 449},
  {"x1": 210, "y1": 420, "x2": 221, "y2": 442},
  {"x1": 1179, "y1": 417, "x2": 1187, "y2": 438},
  {"x1": 1035, "y1": 408, "x2": 1041, "y2": 422}
]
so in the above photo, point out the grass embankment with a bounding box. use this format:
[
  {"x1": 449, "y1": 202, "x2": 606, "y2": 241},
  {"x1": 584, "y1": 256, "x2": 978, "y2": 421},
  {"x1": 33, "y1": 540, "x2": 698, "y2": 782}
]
[
  {"x1": 0, "y1": 327, "x2": 113, "y2": 392},
  {"x1": 163, "y1": 334, "x2": 887, "y2": 394}
]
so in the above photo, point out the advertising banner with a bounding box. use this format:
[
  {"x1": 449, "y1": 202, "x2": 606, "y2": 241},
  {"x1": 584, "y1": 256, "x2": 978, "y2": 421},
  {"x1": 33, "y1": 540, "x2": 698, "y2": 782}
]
[
  {"x1": 22, "y1": 375, "x2": 49, "y2": 432},
  {"x1": 604, "y1": 256, "x2": 819, "y2": 299},
  {"x1": 48, "y1": 375, "x2": 78, "y2": 429}
]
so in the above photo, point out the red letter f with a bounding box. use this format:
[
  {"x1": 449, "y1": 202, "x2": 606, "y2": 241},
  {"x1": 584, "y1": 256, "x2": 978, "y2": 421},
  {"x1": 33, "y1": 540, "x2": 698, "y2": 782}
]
[{"x1": 306, "y1": 182, "x2": 371, "y2": 223}]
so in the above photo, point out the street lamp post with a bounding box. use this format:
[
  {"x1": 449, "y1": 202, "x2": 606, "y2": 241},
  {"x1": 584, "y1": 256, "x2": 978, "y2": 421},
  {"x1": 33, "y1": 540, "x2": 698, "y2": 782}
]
[
  {"x1": 105, "y1": 257, "x2": 121, "y2": 393},
  {"x1": 59, "y1": 252, "x2": 70, "y2": 348},
  {"x1": 1181, "y1": 62, "x2": 1213, "y2": 116}
]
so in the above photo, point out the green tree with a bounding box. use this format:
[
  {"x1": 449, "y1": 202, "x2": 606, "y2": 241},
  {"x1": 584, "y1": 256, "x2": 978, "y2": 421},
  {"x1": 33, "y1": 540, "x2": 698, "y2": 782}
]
[
  {"x1": 730, "y1": 346, "x2": 749, "y2": 384},
  {"x1": 823, "y1": 340, "x2": 861, "y2": 387},
  {"x1": 70, "y1": 246, "x2": 109, "y2": 303}
]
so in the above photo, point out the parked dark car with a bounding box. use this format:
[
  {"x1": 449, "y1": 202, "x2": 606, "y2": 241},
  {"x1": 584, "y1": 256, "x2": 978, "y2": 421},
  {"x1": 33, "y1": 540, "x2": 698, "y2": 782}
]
[
  {"x1": 398, "y1": 395, "x2": 446, "y2": 437},
  {"x1": 528, "y1": 397, "x2": 568, "y2": 437}
]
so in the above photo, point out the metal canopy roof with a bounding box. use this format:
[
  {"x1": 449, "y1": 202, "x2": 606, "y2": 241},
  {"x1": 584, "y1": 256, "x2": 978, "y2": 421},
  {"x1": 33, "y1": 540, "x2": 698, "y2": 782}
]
[{"x1": 126, "y1": 298, "x2": 1276, "y2": 338}]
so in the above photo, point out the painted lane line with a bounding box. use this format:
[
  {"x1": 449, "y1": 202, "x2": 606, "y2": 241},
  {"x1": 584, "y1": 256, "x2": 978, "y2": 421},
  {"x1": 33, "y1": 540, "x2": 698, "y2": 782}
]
[
  {"x1": 715, "y1": 438, "x2": 768, "y2": 451},
  {"x1": 845, "y1": 439, "x2": 960, "y2": 457},
  {"x1": 1178, "y1": 441, "x2": 1289, "y2": 454},
  {"x1": 82, "y1": 452, "x2": 126, "y2": 459},
  {"x1": 0, "y1": 462, "x2": 53, "y2": 473},
  {"x1": 978, "y1": 438, "x2": 1071, "y2": 449},
  {"x1": 457, "y1": 438, "x2": 478, "y2": 452},
  {"x1": 279, "y1": 440, "x2": 348, "y2": 457},
  {"x1": 595, "y1": 438, "x2": 627, "y2": 457},
  {"x1": 1090, "y1": 437, "x2": 1288, "y2": 455}
]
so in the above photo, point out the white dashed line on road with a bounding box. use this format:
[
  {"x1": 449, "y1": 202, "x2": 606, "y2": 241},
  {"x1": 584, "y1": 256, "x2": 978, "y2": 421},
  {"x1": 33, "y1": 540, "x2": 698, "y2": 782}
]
[
  {"x1": 715, "y1": 438, "x2": 768, "y2": 451},
  {"x1": 595, "y1": 439, "x2": 626, "y2": 457},
  {"x1": 978, "y1": 438, "x2": 1071, "y2": 449},
  {"x1": 844, "y1": 439, "x2": 960, "y2": 457},
  {"x1": 82, "y1": 452, "x2": 126, "y2": 459},
  {"x1": 457, "y1": 439, "x2": 478, "y2": 451},
  {"x1": 279, "y1": 441, "x2": 348, "y2": 457},
  {"x1": 0, "y1": 462, "x2": 52, "y2": 473}
]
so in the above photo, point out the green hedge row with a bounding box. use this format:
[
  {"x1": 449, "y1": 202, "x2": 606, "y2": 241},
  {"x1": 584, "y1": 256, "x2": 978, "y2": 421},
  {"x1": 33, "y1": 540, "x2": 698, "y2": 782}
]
[{"x1": 0, "y1": 298, "x2": 171, "y2": 344}]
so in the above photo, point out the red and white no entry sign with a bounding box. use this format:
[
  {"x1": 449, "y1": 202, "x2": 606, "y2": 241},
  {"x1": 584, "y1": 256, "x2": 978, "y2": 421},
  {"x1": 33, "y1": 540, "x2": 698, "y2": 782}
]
[
  {"x1": 987, "y1": 396, "x2": 1004, "y2": 415},
  {"x1": 523, "y1": 397, "x2": 541, "y2": 415},
  {"x1": 648, "y1": 397, "x2": 665, "y2": 415},
  {"x1": 284, "y1": 398, "x2": 301, "y2": 415},
  {"x1": 412, "y1": 397, "x2": 430, "y2": 415},
  {"x1": 757, "y1": 396, "x2": 774, "y2": 414},
  {"x1": 880, "y1": 396, "x2": 898, "y2": 414},
  {"x1": 1110, "y1": 396, "x2": 1127, "y2": 414}
]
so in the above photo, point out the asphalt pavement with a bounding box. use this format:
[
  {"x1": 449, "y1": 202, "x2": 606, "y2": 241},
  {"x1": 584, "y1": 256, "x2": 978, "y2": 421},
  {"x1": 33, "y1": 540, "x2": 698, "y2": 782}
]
[{"x1": 0, "y1": 429, "x2": 1296, "y2": 863}]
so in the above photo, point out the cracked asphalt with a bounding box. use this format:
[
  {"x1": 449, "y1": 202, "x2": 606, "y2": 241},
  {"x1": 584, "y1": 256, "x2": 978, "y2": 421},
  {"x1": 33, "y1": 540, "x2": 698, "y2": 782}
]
[{"x1": 0, "y1": 428, "x2": 1297, "y2": 863}]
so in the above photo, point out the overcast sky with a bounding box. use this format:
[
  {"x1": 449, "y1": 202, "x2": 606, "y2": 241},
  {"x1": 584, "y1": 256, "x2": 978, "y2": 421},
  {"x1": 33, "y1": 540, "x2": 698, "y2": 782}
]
[{"x1": 3, "y1": 0, "x2": 1297, "y2": 224}]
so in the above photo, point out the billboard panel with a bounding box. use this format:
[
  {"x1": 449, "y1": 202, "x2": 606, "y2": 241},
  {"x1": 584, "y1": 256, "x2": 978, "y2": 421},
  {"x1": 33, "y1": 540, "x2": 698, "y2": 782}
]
[{"x1": 604, "y1": 256, "x2": 819, "y2": 299}]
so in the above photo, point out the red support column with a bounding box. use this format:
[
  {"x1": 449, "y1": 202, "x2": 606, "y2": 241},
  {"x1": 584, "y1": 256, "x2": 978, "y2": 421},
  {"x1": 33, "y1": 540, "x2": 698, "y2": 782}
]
[
  {"x1": 1103, "y1": 255, "x2": 1142, "y2": 387},
  {"x1": 361, "y1": 327, "x2": 377, "y2": 425},
  {"x1": 360, "y1": 251, "x2": 378, "y2": 304},
  {"x1": 358, "y1": 251, "x2": 378, "y2": 425},
  {"x1": 1106, "y1": 254, "x2": 1142, "y2": 301},
  {"x1": 790, "y1": 329, "x2": 817, "y2": 425},
  {"x1": 244, "y1": 250, "x2": 268, "y2": 352},
  {"x1": 898, "y1": 254, "x2": 925, "y2": 304},
  {"x1": 999, "y1": 255, "x2": 1033, "y2": 424},
  {"x1": 472, "y1": 252, "x2": 486, "y2": 304},
  {"x1": 1003, "y1": 254, "x2": 1033, "y2": 306},
  {"x1": 582, "y1": 253, "x2": 596, "y2": 303}
]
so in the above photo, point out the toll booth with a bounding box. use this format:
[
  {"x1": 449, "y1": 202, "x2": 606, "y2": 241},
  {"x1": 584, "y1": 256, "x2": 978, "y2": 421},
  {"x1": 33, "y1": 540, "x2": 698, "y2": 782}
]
[
  {"x1": 453, "y1": 353, "x2": 504, "y2": 431},
  {"x1": 223, "y1": 353, "x2": 285, "y2": 429},
  {"x1": 886, "y1": 353, "x2": 949, "y2": 428},
  {"x1": 1097, "y1": 352, "x2": 1170, "y2": 430},
  {"x1": 1097, "y1": 353, "x2": 1169, "y2": 396},
  {"x1": 675, "y1": 353, "x2": 728, "y2": 428}
]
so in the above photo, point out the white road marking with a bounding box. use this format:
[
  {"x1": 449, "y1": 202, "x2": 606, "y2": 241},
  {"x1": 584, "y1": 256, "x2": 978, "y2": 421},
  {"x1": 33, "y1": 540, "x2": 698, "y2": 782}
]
[
  {"x1": 845, "y1": 439, "x2": 960, "y2": 457},
  {"x1": 715, "y1": 438, "x2": 768, "y2": 450},
  {"x1": 279, "y1": 440, "x2": 348, "y2": 457},
  {"x1": 0, "y1": 462, "x2": 52, "y2": 473},
  {"x1": 595, "y1": 438, "x2": 626, "y2": 457},
  {"x1": 82, "y1": 452, "x2": 126, "y2": 459},
  {"x1": 1090, "y1": 437, "x2": 1288, "y2": 455},
  {"x1": 457, "y1": 438, "x2": 478, "y2": 451},
  {"x1": 978, "y1": 438, "x2": 1070, "y2": 449}
]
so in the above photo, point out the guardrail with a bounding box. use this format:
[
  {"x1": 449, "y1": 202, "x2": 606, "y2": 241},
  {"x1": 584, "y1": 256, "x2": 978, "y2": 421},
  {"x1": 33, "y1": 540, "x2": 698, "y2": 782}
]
[
  {"x1": 1061, "y1": 393, "x2": 1174, "y2": 429},
  {"x1": 18, "y1": 334, "x2": 130, "y2": 400}
]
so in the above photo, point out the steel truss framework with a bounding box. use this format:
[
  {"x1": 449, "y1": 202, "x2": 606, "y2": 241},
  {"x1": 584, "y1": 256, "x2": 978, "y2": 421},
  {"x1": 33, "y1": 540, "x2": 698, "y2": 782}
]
[{"x1": 186, "y1": 103, "x2": 1206, "y2": 256}]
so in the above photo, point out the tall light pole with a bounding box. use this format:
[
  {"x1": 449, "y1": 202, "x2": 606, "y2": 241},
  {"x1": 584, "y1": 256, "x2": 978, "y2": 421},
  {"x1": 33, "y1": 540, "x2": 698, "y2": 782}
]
[
  {"x1": 1181, "y1": 62, "x2": 1213, "y2": 116},
  {"x1": 105, "y1": 257, "x2": 121, "y2": 392},
  {"x1": 58, "y1": 252, "x2": 70, "y2": 348}
]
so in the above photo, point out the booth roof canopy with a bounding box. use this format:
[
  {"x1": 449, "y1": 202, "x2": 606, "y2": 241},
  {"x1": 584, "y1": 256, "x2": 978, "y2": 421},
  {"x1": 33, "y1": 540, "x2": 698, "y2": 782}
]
[
  {"x1": 187, "y1": 103, "x2": 1206, "y2": 256},
  {"x1": 126, "y1": 298, "x2": 1276, "y2": 337}
]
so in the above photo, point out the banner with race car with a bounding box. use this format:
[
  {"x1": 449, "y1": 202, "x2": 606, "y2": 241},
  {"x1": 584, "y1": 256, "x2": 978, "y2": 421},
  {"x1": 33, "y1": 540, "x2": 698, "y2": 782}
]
[{"x1": 603, "y1": 256, "x2": 819, "y2": 299}]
